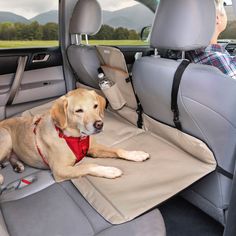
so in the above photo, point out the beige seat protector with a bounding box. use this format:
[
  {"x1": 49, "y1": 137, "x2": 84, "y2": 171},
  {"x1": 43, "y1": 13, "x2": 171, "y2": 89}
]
[
  {"x1": 72, "y1": 112, "x2": 216, "y2": 224},
  {"x1": 21, "y1": 46, "x2": 216, "y2": 225}
]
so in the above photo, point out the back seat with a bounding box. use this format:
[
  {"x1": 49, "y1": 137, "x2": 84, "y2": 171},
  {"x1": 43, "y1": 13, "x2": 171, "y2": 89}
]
[{"x1": 0, "y1": 164, "x2": 165, "y2": 236}]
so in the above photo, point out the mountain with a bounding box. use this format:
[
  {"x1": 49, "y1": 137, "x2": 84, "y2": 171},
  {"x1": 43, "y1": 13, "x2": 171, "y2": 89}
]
[
  {"x1": 0, "y1": 11, "x2": 29, "y2": 24},
  {"x1": 30, "y1": 10, "x2": 58, "y2": 25},
  {"x1": 0, "y1": 4, "x2": 153, "y2": 30},
  {"x1": 103, "y1": 4, "x2": 154, "y2": 31}
]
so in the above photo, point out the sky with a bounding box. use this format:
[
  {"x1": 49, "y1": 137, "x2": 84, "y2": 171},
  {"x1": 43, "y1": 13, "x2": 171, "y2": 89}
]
[{"x1": 0, "y1": 0, "x2": 138, "y2": 19}]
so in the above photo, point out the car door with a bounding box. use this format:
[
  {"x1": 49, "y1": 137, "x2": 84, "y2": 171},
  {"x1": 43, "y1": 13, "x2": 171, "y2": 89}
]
[{"x1": 0, "y1": 1, "x2": 66, "y2": 120}]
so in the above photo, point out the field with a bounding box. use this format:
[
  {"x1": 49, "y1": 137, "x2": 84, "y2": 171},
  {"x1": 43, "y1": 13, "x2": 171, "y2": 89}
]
[{"x1": 0, "y1": 40, "x2": 148, "y2": 49}]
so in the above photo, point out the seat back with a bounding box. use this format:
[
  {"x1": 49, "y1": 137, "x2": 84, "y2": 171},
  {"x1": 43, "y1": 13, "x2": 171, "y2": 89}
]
[
  {"x1": 133, "y1": 0, "x2": 236, "y2": 224},
  {"x1": 67, "y1": 0, "x2": 138, "y2": 112},
  {"x1": 67, "y1": 0, "x2": 102, "y2": 89}
]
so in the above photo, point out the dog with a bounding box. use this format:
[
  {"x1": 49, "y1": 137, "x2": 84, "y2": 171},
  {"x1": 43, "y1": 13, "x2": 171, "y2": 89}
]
[{"x1": 0, "y1": 88, "x2": 149, "y2": 184}]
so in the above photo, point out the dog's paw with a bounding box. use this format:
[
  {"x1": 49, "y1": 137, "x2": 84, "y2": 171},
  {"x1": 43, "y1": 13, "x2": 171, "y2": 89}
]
[
  {"x1": 90, "y1": 166, "x2": 123, "y2": 179},
  {"x1": 13, "y1": 161, "x2": 25, "y2": 173},
  {"x1": 119, "y1": 150, "x2": 150, "y2": 162}
]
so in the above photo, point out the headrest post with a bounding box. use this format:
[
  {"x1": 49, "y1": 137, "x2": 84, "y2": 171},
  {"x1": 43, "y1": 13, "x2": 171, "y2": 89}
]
[
  {"x1": 75, "y1": 34, "x2": 80, "y2": 45},
  {"x1": 152, "y1": 48, "x2": 160, "y2": 58},
  {"x1": 181, "y1": 51, "x2": 185, "y2": 59},
  {"x1": 85, "y1": 34, "x2": 89, "y2": 45}
]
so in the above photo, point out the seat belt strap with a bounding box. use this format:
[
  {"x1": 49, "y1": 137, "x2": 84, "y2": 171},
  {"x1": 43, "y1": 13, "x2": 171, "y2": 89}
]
[
  {"x1": 223, "y1": 160, "x2": 236, "y2": 236},
  {"x1": 7, "y1": 56, "x2": 28, "y2": 105},
  {"x1": 171, "y1": 60, "x2": 190, "y2": 130}
]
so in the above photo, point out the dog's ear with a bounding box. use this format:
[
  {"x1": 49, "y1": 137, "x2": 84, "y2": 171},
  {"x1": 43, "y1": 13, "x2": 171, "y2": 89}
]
[
  {"x1": 96, "y1": 93, "x2": 106, "y2": 117},
  {"x1": 50, "y1": 96, "x2": 68, "y2": 129}
]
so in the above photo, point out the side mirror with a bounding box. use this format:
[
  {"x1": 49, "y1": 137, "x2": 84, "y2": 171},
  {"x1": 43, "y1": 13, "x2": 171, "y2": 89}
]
[{"x1": 140, "y1": 26, "x2": 152, "y2": 42}]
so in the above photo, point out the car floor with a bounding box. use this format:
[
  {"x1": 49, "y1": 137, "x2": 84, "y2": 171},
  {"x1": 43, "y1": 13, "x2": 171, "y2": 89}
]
[{"x1": 159, "y1": 196, "x2": 224, "y2": 236}]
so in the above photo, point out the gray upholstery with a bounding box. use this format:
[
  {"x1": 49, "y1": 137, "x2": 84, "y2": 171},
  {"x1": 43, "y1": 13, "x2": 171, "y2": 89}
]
[
  {"x1": 69, "y1": 0, "x2": 102, "y2": 35},
  {"x1": 0, "y1": 165, "x2": 166, "y2": 236},
  {"x1": 67, "y1": 0, "x2": 103, "y2": 88},
  {"x1": 150, "y1": 0, "x2": 215, "y2": 50},
  {"x1": 133, "y1": 0, "x2": 235, "y2": 225},
  {"x1": 67, "y1": 44, "x2": 100, "y2": 88}
]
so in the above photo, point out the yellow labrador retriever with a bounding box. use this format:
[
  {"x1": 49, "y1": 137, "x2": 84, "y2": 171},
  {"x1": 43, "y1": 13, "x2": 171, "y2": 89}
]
[{"x1": 0, "y1": 88, "x2": 149, "y2": 183}]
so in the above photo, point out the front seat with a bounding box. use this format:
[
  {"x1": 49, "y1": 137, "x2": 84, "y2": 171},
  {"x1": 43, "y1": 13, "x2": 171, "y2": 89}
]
[
  {"x1": 132, "y1": 0, "x2": 236, "y2": 225},
  {"x1": 67, "y1": 0, "x2": 103, "y2": 89}
]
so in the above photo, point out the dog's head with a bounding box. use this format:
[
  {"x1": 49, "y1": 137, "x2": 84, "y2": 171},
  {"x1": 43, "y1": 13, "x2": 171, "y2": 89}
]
[{"x1": 50, "y1": 88, "x2": 106, "y2": 136}]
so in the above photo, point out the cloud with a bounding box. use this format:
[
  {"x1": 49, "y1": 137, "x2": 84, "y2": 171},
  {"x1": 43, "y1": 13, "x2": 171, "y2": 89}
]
[
  {"x1": 98, "y1": 0, "x2": 138, "y2": 11},
  {"x1": 0, "y1": 0, "x2": 58, "y2": 19},
  {"x1": 0, "y1": 0, "x2": 138, "y2": 19}
]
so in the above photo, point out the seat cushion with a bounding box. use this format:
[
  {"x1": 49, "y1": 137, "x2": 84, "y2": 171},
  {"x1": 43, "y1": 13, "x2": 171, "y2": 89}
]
[{"x1": 0, "y1": 175, "x2": 166, "y2": 236}]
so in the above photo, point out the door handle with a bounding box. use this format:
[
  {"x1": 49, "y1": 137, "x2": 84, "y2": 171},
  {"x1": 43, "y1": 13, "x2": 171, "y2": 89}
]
[{"x1": 32, "y1": 53, "x2": 50, "y2": 63}]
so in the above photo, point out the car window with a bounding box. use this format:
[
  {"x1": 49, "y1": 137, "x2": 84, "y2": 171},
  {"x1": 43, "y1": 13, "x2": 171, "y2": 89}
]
[
  {"x1": 88, "y1": 0, "x2": 157, "y2": 46},
  {"x1": 0, "y1": 0, "x2": 59, "y2": 49},
  {"x1": 219, "y1": 0, "x2": 236, "y2": 40}
]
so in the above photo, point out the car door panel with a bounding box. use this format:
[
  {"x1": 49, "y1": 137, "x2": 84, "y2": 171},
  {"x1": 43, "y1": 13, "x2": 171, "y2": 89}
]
[{"x1": 0, "y1": 47, "x2": 66, "y2": 120}]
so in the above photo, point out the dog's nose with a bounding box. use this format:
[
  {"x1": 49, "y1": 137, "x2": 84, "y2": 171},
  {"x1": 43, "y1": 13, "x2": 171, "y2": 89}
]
[{"x1": 94, "y1": 120, "x2": 103, "y2": 130}]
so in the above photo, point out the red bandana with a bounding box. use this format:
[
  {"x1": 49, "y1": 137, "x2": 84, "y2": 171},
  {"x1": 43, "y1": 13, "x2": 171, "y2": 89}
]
[{"x1": 55, "y1": 126, "x2": 90, "y2": 163}]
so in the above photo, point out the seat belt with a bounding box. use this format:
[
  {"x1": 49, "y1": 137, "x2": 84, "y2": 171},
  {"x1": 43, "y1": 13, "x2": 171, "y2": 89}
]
[
  {"x1": 7, "y1": 56, "x2": 28, "y2": 105},
  {"x1": 223, "y1": 159, "x2": 236, "y2": 236},
  {"x1": 171, "y1": 59, "x2": 190, "y2": 130}
]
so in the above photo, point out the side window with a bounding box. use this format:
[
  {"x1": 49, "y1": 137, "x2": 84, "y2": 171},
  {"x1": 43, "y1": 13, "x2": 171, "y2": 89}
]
[
  {"x1": 0, "y1": 1, "x2": 59, "y2": 49},
  {"x1": 89, "y1": 0, "x2": 156, "y2": 46},
  {"x1": 220, "y1": 2, "x2": 236, "y2": 40}
]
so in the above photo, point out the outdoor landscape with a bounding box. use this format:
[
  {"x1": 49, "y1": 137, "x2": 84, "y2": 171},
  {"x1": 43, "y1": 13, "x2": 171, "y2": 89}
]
[
  {"x1": 0, "y1": 4, "x2": 236, "y2": 48},
  {"x1": 0, "y1": 4, "x2": 152, "y2": 48}
]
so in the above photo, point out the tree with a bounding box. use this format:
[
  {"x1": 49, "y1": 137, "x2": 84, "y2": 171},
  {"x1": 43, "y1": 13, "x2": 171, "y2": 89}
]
[
  {"x1": 113, "y1": 27, "x2": 129, "y2": 40},
  {"x1": 90, "y1": 24, "x2": 115, "y2": 40},
  {"x1": 128, "y1": 29, "x2": 139, "y2": 40},
  {"x1": 42, "y1": 23, "x2": 58, "y2": 40}
]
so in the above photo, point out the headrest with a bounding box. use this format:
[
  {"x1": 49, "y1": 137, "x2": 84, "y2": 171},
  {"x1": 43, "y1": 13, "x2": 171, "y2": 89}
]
[
  {"x1": 70, "y1": 0, "x2": 102, "y2": 35},
  {"x1": 150, "y1": 0, "x2": 216, "y2": 51}
]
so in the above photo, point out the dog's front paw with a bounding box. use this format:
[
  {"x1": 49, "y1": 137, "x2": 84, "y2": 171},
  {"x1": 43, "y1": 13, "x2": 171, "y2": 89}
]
[
  {"x1": 119, "y1": 150, "x2": 150, "y2": 162},
  {"x1": 90, "y1": 166, "x2": 123, "y2": 179}
]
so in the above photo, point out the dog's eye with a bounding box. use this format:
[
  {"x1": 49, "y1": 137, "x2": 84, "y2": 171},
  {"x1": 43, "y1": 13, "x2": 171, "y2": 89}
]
[
  {"x1": 75, "y1": 109, "x2": 83, "y2": 113},
  {"x1": 94, "y1": 104, "x2": 98, "y2": 109}
]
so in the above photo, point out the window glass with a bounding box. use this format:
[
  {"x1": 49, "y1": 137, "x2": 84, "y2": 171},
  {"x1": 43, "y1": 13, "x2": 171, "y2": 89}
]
[
  {"x1": 219, "y1": 0, "x2": 236, "y2": 40},
  {"x1": 0, "y1": 0, "x2": 58, "y2": 49},
  {"x1": 88, "y1": 0, "x2": 157, "y2": 46}
]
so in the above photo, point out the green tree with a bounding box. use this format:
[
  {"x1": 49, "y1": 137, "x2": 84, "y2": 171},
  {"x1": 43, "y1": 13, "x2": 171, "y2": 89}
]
[
  {"x1": 91, "y1": 24, "x2": 115, "y2": 40},
  {"x1": 113, "y1": 27, "x2": 129, "y2": 40},
  {"x1": 42, "y1": 23, "x2": 58, "y2": 40},
  {"x1": 128, "y1": 29, "x2": 139, "y2": 40},
  {"x1": 0, "y1": 22, "x2": 16, "y2": 40}
]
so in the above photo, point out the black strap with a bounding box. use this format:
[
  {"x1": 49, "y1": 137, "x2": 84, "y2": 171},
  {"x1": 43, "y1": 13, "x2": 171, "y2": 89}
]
[
  {"x1": 171, "y1": 60, "x2": 190, "y2": 130},
  {"x1": 216, "y1": 166, "x2": 233, "y2": 179},
  {"x1": 128, "y1": 73, "x2": 143, "y2": 129},
  {"x1": 136, "y1": 99, "x2": 143, "y2": 129},
  {"x1": 223, "y1": 160, "x2": 236, "y2": 236}
]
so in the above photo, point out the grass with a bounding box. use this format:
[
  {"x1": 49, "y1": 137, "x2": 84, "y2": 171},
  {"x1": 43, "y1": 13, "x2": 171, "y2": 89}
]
[
  {"x1": 0, "y1": 40, "x2": 148, "y2": 49},
  {"x1": 0, "y1": 40, "x2": 59, "y2": 48}
]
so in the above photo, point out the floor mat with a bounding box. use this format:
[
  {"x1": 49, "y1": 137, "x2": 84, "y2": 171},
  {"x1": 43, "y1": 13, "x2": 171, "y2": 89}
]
[{"x1": 159, "y1": 196, "x2": 224, "y2": 236}]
